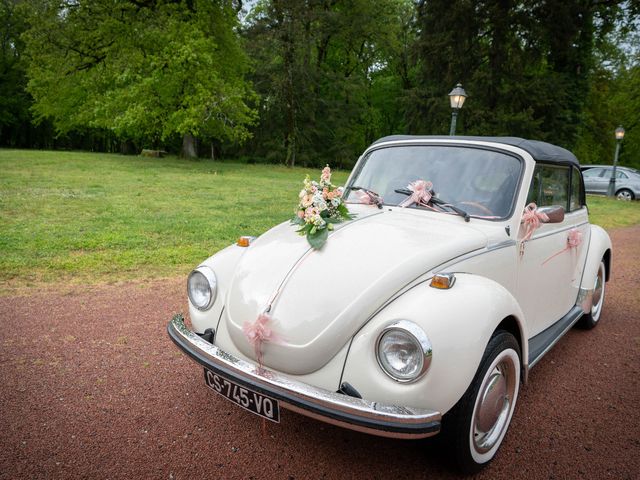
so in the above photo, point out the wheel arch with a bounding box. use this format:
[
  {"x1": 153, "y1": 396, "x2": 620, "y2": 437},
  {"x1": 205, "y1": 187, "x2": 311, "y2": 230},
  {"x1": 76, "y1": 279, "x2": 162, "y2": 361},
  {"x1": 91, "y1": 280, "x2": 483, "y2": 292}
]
[
  {"x1": 615, "y1": 187, "x2": 635, "y2": 200},
  {"x1": 494, "y1": 315, "x2": 529, "y2": 383},
  {"x1": 603, "y1": 247, "x2": 612, "y2": 282},
  {"x1": 582, "y1": 225, "x2": 613, "y2": 289}
]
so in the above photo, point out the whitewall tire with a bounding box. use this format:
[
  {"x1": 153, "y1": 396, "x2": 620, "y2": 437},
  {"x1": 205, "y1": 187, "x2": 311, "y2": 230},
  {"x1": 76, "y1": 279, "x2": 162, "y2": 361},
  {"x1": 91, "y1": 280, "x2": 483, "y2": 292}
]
[{"x1": 442, "y1": 330, "x2": 521, "y2": 473}]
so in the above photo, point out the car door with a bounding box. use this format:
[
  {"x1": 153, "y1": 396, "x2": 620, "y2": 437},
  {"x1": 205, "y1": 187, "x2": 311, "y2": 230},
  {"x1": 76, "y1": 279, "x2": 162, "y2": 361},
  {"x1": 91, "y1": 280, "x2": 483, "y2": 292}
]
[
  {"x1": 517, "y1": 164, "x2": 590, "y2": 338},
  {"x1": 582, "y1": 167, "x2": 607, "y2": 194}
]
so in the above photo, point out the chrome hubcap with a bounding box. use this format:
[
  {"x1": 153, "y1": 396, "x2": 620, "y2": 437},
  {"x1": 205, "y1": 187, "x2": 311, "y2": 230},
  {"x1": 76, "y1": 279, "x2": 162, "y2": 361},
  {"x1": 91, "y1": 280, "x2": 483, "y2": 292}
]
[
  {"x1": 617, "y1": 190, "x2": 632, "y2": 201},
  {"x1": 473, "y1": 356, "x2": 517, "y2": 454},
  {"x1": 591, "y1": 264, "x2": 605, "y2": 321}
]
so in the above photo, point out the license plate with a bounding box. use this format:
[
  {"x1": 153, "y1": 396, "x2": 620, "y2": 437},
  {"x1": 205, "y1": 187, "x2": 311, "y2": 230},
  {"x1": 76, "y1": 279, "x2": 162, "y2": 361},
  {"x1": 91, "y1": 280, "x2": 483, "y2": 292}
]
[{"x1": 204, "y1": 369, "x2": 280, "y2": 423}]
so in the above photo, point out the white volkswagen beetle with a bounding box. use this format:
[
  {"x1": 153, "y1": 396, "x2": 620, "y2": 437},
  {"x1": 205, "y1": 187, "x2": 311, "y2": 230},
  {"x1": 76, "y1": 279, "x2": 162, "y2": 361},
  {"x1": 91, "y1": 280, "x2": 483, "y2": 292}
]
[{"x1": 168, "y1": 136, "x2": 611, "y2": 472}]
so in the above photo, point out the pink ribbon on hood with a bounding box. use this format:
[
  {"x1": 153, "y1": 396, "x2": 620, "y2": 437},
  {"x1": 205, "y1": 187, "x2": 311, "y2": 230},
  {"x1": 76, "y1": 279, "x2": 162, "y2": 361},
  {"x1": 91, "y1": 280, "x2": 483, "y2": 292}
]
[
  {"x1": 399, "y1": 180, "x2": 433, "y2": 208},
  {"x1": 242, "y1": 313, "x2": 281, "y2": 368},
  {"x1": 542, "y1": 228, "x2": 583, "y2": 265}
]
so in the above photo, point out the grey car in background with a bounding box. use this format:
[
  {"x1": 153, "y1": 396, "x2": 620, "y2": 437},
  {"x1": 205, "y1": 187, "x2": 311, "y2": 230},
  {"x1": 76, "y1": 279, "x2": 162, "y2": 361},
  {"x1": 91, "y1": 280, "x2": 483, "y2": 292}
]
[{"x1": 581, "y1": 165, "x2": 640, "y2": 201}]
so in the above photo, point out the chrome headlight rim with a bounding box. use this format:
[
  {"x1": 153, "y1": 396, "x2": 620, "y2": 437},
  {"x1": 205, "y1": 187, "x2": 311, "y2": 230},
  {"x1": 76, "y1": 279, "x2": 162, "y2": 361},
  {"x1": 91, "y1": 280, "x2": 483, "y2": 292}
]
[
  {"x1": 187, "y1": 266, "x2": 217, "y2": 311},
  {"x1": 375, "y1": 320, "x2": 433, "y2": 384}
]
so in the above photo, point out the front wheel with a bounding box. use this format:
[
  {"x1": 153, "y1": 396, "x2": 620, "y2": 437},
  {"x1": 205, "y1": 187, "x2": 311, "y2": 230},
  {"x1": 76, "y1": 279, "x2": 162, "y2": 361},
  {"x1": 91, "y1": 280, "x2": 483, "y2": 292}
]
[{"x1": 442, "y1": 331, "x2": 521, "y2": 474}]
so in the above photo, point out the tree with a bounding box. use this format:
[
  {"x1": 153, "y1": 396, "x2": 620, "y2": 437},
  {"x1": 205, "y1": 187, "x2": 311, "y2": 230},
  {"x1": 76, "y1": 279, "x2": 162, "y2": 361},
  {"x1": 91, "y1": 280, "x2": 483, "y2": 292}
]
[
  {"x1": 241, "y1": 0, "x2": 413, "y2": 168},
  {"x1": 0, "y1": 0, "x2": 31, "y2": 146},
  {"x1": 408, "y1": 0, "x2": 626, "y2": 150},
  {"x1": 23, "y1": 0, "x2": 256, "y2": 158}
]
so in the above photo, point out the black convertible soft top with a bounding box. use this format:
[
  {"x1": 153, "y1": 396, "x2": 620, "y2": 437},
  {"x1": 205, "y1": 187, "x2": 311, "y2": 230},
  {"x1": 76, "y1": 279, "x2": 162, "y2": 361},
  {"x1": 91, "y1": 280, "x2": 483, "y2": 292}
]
[{"x1": 372, "y1": 135, "x2": 579, "y2": 166}]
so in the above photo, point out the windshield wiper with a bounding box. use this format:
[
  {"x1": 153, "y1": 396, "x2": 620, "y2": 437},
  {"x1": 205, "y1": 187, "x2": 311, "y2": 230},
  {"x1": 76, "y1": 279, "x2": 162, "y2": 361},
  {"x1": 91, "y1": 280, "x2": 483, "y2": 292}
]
[
  {"x1": 394, "y1": 188, "x2": 470, "y2": 222},
  {"x1": 351, "y1": 186, "x2": 384, "y2": 209}
]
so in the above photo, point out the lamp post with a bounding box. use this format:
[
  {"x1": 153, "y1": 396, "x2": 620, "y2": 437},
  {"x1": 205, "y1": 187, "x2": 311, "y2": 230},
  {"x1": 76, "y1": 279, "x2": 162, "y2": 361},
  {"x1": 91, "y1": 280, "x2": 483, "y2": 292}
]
[
  {"x1": 607, "y1": 126, "x2": 625, "y2": 198},
  {"x1": 448, "y1": 83, "x2": 467, "y2": 136}
]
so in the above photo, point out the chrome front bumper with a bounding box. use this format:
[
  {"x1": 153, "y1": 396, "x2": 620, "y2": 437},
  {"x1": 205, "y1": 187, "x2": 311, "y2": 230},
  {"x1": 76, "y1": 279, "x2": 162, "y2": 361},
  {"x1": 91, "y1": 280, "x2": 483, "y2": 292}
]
[{"x1": 167, "y1": 314, "x2": 441, "y2": 439}]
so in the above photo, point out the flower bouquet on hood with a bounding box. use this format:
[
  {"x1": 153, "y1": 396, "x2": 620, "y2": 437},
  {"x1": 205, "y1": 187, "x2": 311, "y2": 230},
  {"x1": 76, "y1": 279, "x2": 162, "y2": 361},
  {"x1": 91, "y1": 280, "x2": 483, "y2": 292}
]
[{"x1": 291, "y1": 165, "x2": 354, "y2": 250}]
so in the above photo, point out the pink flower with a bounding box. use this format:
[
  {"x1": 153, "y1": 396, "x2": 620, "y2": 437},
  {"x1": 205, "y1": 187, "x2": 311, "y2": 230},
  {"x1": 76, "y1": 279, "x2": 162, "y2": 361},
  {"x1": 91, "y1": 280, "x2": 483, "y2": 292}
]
[
  {"x1": 302, "y1": 194, "x2": 313, "y2": 207},
  {"x1": 297, "y1": 210, "x2": 305, "y2": 219},
  {"x1": 321, "y1": 165, "x2": 331, "y2": 182},
  {"x1": 304, "y1": 207, "x2": 319, "y2": 219}
]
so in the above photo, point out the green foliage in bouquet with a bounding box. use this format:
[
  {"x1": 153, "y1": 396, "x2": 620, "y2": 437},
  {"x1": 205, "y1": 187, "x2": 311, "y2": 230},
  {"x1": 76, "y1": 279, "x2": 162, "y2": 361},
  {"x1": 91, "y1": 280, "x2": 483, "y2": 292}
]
[{"x1": 291, "y1": 165, "x2": 354, "y2": 249}]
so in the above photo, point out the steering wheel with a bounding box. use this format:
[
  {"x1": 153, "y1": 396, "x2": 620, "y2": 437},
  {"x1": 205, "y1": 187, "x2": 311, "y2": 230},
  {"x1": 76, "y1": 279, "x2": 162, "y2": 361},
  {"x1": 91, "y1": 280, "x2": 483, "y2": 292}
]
[{"x1": 456, "y1": 201, "x2": 494, "y2": 216}]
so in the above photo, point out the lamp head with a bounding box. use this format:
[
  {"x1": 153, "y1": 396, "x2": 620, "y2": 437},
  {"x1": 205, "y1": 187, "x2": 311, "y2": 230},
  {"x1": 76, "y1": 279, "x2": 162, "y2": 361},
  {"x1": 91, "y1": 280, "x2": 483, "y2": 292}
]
[{"x1": 448, "y1": 83, "x2": 467, "y2": 110}]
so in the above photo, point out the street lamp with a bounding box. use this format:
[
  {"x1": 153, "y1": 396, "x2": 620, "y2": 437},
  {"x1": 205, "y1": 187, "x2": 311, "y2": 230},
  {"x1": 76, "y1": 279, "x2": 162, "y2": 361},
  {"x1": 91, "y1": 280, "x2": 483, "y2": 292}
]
[
  {"x1": 607, "y1": 126, "x2": 625, "y2": 198},
  {"x1": 448, "y1": 83, "x2": 467, "y2": 136}
]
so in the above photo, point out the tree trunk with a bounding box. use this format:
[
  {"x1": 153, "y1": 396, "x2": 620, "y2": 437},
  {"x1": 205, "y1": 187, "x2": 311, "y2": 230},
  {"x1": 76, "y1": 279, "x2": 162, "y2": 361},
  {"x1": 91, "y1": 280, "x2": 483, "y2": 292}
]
[{"x1": 181, "y1": 133, "x2": 197, "y2": 159}]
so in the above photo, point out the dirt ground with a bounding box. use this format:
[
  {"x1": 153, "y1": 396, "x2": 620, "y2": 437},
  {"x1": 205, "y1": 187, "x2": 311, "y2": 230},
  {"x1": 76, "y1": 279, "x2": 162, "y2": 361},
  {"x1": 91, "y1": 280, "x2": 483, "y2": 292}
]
[{"x1": 1, "y1": 227, "x2": 639, "y2": 480}]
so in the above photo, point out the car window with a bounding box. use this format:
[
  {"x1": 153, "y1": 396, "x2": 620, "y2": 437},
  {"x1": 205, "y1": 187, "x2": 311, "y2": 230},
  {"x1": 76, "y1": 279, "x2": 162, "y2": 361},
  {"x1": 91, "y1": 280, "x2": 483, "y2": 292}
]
[
  {"x1": 582, "y1": 168, "x2": 604, "y2": 177},
  {"x1": 616, "y1": 171, "x2": 628, "y2": 179},
  {"x1": 526, "y1": 164, "x2": 569, "y2": 210},
  {"x1": 570, "y1": 167, "x2": 583, "y2": 211}
]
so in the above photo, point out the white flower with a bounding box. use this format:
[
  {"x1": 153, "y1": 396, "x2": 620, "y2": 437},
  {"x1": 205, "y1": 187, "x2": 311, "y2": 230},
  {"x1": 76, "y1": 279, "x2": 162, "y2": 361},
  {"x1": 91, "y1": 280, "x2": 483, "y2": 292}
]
[{"x1": 331, "y1": 197, "x2": 340, "y2": 206}]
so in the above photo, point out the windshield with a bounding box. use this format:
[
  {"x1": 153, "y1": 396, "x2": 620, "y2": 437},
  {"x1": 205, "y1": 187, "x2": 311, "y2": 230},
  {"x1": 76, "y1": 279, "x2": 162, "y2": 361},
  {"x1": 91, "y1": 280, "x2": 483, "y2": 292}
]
[{"x1": 346, "y1": 145, "x2": 522, "y2": 219}]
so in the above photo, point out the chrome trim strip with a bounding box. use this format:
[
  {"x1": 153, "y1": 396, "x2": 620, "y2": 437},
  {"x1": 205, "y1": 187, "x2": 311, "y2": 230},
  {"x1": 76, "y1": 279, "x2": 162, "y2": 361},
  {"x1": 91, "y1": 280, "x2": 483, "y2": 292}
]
[
  {"x1": 526, "y1": 221, "x2": 589, "y2": 241},
  {"x1": 486, "y1": 239, "x2": 517, "y2": 251},
  {"x1": 265, "y1": 211, "x2": 385, "y2": 312},
  {"x1": 168, "y1": 314, "x2": 441, "y2": 439}
]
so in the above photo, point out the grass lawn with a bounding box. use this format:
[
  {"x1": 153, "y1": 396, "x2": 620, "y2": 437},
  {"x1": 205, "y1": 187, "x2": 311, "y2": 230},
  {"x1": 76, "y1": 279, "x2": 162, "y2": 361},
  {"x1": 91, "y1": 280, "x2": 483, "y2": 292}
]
[
  {"x1": 1, "y1": 149, "x2": 638, "y2": 293},
  {"x1": 585, "y1": 194, "x2": 640, "y2": 229},
  {"x1": 0, "y1": 149, "x2": 348, "y2": 292}
]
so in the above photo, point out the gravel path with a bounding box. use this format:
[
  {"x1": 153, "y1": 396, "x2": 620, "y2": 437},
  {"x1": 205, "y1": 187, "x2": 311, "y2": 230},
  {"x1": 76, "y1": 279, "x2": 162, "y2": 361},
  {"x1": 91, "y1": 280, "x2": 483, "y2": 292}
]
[{"x1": 1, "y1": 227, "x2": 639, "y2": 480}]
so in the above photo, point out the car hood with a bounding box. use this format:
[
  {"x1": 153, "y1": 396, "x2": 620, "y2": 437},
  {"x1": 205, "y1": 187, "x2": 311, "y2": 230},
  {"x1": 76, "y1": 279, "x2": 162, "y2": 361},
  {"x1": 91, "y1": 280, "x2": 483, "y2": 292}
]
[{"x1": 225, "y1": 206, "x2": 487, "y2": 374}]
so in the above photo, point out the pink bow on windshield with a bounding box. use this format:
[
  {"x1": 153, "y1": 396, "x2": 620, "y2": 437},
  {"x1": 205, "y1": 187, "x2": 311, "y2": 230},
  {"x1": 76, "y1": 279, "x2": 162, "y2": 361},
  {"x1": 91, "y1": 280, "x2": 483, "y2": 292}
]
[
  {"x1": 243, "y1": 313, "x2": 280, "y2": 368},
  {"x1": 521, "y1": 203, "x2": 549, "y2": 242},
  {"x1": 399, "y1": 180, "x2": 433, "y2": 207}
]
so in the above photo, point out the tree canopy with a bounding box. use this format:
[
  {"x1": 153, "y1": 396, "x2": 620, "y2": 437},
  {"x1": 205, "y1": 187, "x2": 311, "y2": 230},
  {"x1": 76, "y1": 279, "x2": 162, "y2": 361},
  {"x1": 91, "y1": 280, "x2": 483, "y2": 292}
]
[
  {"x1": 23, "y1": 0, "x2": 256, "y2": 157},
  {"x1": 0, "y1": 0, "x2": 638, "y2": 167}
]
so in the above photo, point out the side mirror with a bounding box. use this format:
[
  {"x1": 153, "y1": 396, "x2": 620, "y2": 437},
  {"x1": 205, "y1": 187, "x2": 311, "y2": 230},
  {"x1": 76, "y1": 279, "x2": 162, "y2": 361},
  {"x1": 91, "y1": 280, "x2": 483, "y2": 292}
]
[{"x1": 539, "y1": 205, "x2": 565, "y2": 224}]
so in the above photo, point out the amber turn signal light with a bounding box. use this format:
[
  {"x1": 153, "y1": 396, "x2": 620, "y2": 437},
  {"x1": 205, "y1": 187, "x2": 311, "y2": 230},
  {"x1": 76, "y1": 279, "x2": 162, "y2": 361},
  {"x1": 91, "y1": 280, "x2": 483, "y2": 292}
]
[
  {"x1": 430, "y1": 273, "x2": 456, "y2": 289},
  {"x1": 236, "y1": 236, "x2": 255, "y2": 247}
]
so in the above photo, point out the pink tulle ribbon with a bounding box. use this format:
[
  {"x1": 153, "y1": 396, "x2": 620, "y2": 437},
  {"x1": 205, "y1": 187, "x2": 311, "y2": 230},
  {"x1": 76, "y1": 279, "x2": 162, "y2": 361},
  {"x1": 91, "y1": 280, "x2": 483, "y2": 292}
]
[
  {"x1": 355, "y1": 190, "x2": 382, "y2": 206},
  {"x1": 521, "y1": 202, "x2": 549, "y2": 242},
  {"x1": 242, "y1": 313, "x2": 280, "y2": 368},
  {"x1": 399, "y1": 180, "x2": 433, "y2": 207},
  {"x1": 542, "y1": 228, "x2": 583, "y2": 265},
  {"x1": 519, "y1": 203, "x2": 549, "y2": 257}
]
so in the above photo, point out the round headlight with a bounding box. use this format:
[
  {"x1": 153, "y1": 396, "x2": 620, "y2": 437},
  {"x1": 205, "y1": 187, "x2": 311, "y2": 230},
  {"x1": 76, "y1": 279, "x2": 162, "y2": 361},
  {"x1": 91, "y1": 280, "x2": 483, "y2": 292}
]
[
  {"x1": 376, "y1": 320, "x2": 432, "y2": 383},
  {"x1": 187, "y1": 267, "x2": 217, "y2": 311}
]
